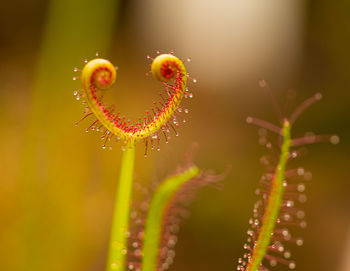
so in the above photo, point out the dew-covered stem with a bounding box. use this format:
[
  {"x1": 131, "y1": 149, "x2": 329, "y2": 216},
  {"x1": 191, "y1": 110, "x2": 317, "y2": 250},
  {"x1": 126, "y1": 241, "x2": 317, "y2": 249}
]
[
  {"x1": 106, "y1": 145, "x2": 136, "y2": 271},
  {"x1": 246, "y1": 119, "x2": 291, "y2": 271}
]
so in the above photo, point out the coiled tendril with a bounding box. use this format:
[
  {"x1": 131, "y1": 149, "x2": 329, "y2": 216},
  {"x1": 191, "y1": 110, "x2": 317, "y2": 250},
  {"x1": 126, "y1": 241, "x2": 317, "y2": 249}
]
[{"x1": 73, "y1": 53, "x2": 194, "y2": 153}]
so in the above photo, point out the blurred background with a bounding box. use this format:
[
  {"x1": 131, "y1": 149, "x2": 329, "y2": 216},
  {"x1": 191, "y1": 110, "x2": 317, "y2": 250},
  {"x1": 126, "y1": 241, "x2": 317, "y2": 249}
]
[{"x1": 0, "y1": 0, "x2": 349, "y2": 270}]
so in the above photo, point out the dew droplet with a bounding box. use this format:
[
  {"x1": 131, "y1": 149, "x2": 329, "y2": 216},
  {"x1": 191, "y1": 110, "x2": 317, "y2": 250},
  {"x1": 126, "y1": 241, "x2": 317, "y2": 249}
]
[
  {"x1": 288, "y1": 261, "x2": 296, "y2": 269},
  {"x1": 134, "y1": 249, "x2": 141, "y2": 256},
  {"x1": 296, "y1": 210, "x2": 305, "y2": 219},
  {"x1": 298, "y1": 194, "x2": 307, "y2": 203},
  {"x1": 297, "y1": 167, "x2": 305, "y2": 176},
  {"x1": 254, "y1": 219, "x2": 259, "y2": 226},
  {"x1": 284, "y1": 251, "x2": 291, "y2": 258},
  {"x1": 330, "y1": 135, "x2": 340, "y2": 144},
  {"x1": 132, "y1": 242, "x2": 138, "y2": 248},
  {"x1": 296, "y1": 238, "x2": 303, "y2": 246},
  {"x1": 283, "y1": 213, "x2": 291, "y2": 221},
  {"x1": 300, "y1": 221, "x2": 307, "y2": 228},
  {"x1": 315, "y1": 92, "x2": 322, "y2": 100},
  {"x1": 297, "y1": 183, "x2": 306, "y2": 192},
  {"x1": 269, "y1": 259, "x2": 277, "y2": 267},
  {"x1": 286, "y1": 200, "x2": 294, "y2": 207},
  {"x1": 192, "y1": 78, "x2": 197, "y2": 83}
]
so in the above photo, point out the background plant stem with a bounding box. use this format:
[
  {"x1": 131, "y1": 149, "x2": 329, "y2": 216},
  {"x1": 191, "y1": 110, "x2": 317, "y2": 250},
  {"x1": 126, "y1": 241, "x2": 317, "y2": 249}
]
[
  {"x1": 19, "y1": 0, "x2": 121, "y2": 270},
  {"x1": 106, "y1": 145, "x2": 136, "y2": 271},
  {"x1": 141, "y1": 166, "x2": 200, "y2": 271}
]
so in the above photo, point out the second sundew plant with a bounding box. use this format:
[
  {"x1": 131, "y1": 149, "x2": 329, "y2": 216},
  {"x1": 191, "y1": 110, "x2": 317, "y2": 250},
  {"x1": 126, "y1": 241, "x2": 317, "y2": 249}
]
[
  {"x1": 237, "y1": 81, "x2": 339, "y2": 271},
  {"x1": 73, "y1": 51, "x2": 338, "y2": 271}
]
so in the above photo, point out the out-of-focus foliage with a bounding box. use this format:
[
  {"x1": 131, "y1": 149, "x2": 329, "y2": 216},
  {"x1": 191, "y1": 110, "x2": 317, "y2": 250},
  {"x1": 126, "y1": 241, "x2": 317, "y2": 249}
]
[{"x1": 0, "y1": 1, "x2": 349, "y2": 271}]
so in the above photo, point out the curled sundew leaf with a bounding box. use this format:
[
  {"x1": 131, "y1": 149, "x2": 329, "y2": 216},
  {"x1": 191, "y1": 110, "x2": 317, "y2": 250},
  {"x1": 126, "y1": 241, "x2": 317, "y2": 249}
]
[
  {"x1": 73, "y1": 53, "x2": 195, "y2": 153},
  {"x1": 238, "y1": 86, "x2": 339, "y2": 271}
]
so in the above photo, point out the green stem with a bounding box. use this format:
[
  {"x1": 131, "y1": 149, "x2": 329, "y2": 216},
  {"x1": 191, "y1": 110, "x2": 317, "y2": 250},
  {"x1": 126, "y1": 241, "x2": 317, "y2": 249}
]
[
  {"x1": 141, "y1": 166, "x2": 200, "y2": 271},
  {"x1": 106, "y1": 145, "x2": 136, "y2": 271},
  {"x1": 247, "y1": 119, "x2": 291, "y2": 271},
  {"x1": 20, "y1": 0, "x2": 120, "y2": 270}
]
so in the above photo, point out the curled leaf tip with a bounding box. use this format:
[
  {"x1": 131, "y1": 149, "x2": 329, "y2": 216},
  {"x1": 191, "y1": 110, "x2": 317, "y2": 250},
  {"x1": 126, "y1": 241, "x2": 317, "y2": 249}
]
[
  {"x1": 73, "y1": 52, "x2": 194, "y2": 152},
  {"x1": 151, "y1": 54, "x2": 181, "y2": 82}
]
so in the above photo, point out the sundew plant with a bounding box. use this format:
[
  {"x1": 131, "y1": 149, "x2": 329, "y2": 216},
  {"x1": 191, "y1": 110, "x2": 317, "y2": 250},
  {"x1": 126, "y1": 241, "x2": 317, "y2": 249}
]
[
  {"x1": 73, "y1": 52, "x2": 221, "y2": 271},
  {"x1": 237, "y1": 81, "x2": 339, "y2": 271},
  {"x1": 73, "y1": 54, "x2": 338, "y2": 271}
]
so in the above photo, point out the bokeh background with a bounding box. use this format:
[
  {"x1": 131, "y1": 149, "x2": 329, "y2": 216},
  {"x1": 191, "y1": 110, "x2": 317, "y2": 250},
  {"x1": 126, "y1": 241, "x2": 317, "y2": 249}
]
[{"x1": 0, "y1": 0, "x2": 349, "y2": 270}]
